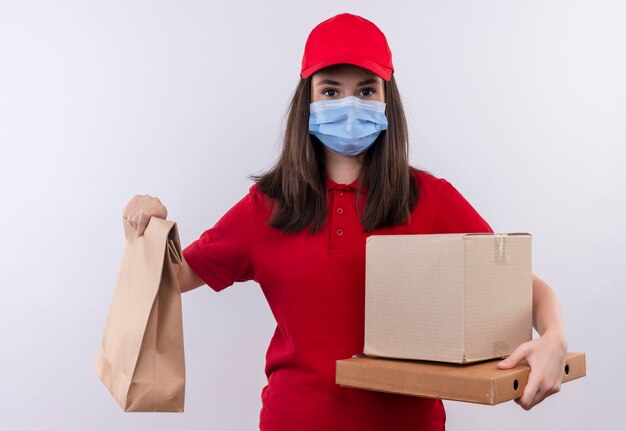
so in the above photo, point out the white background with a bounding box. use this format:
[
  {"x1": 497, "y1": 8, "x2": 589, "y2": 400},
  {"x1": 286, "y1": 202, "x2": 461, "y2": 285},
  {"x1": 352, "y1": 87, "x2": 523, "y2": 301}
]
[{"x1": 1, "y1": 0, "x2": 624, "y2": 429}]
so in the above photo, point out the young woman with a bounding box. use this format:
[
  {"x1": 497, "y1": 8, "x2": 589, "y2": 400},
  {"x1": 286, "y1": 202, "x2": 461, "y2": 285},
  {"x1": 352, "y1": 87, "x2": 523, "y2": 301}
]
[{"x1": 123, "y1": 13, "x2": 568, "y2": 430}]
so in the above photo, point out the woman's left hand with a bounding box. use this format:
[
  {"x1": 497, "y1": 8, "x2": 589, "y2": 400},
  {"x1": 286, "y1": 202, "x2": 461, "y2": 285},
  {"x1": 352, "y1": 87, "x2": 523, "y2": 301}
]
[{"x1": 496, "y1": 331, "x2": 568, "y2": 410}]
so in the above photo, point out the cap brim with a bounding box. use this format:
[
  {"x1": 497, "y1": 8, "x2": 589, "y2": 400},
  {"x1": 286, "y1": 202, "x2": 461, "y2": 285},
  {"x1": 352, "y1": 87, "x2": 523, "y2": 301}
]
[{"x1": 301, "y1": 57, "x2": 392, "y2": 81}]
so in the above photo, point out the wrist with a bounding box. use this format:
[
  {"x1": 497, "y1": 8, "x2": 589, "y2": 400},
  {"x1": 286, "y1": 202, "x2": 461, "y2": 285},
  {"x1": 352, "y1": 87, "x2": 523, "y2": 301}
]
[{"x1": 542, "y1": 329, "x2": 568, "y2": 352}]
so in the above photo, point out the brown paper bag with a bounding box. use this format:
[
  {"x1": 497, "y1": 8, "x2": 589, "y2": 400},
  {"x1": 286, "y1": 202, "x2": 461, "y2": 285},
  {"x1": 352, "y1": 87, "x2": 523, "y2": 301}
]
[{"x1": 93, "y1": 216, "x2": 185, "y2": 412}]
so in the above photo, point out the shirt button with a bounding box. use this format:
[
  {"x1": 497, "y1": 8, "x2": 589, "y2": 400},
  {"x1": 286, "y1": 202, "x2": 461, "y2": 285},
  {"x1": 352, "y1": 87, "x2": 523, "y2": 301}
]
[
  {"x1": 336, "y1": 207, "x2": 344, "y2": 215},
  {"x1": 336, "y1": 228, "x2": 344, "y2": 236},
  {"x1": 336, "y1": 190, "x2": 344, "y2": 196}
]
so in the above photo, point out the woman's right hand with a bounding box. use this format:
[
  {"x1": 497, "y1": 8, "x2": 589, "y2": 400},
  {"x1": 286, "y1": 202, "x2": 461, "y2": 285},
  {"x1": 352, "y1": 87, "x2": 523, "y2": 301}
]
[{"x1": 122, "y1": 194, "x2": 168, "y2": 237}]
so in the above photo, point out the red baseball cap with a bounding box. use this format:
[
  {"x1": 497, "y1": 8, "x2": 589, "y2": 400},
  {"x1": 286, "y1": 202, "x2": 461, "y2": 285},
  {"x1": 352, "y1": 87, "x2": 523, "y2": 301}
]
[{"x1": 300, "y1": 13, "x2": 394, "y2": 81}]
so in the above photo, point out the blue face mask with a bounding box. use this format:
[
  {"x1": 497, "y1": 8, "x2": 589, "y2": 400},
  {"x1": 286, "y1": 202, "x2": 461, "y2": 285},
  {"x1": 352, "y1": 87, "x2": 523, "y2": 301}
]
[{"x1": 308, "y1": 96, "x2": 388, "y2": 156}]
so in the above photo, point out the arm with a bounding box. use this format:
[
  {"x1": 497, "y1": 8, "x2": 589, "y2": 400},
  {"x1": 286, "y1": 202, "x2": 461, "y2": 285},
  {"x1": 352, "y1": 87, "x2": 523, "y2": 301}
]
[
  {"x1": 173, "y1": 255, "x2": 205, "y2": 293},
  {"x1": 497, "y1": 273, "x2": 568, "y2": 410},
  {"x1": 531, "y1": 274, "x2": 568, "y2": 346}
]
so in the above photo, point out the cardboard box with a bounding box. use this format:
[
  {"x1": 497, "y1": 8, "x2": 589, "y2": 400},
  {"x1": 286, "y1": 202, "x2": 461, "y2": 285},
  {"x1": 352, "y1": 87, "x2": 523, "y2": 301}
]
[
  {"x1": 364, "y1": 233, "x2": 532, "y2": 363},
  {"x1": 336, "y1": 352, "x2": 586, "y2": 405}
]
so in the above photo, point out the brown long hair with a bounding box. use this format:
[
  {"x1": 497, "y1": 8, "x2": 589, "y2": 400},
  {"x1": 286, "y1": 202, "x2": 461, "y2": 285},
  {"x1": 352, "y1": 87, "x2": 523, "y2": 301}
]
[{"x1": 251, "y1": 74, "x2": 421, "y2": 234}]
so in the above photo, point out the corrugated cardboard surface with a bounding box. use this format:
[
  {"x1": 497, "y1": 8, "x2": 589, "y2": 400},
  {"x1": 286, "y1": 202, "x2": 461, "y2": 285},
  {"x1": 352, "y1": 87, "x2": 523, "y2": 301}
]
[
  {"x1": 364, "y1": 233, "x2": 532, "y2": 363},
  {"x1": 336, "y1": 352, "x2": 586, "y2": 405}
]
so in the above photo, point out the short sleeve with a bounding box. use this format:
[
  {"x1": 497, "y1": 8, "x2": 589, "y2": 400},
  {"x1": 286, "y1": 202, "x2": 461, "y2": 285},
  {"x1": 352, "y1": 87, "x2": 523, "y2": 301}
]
[
  {"x1": 434, "y1": 180, "x2": 494, "y2": 234},
  {"x1": 182, "y1": 188, "x2": 255, "y2": 292}
]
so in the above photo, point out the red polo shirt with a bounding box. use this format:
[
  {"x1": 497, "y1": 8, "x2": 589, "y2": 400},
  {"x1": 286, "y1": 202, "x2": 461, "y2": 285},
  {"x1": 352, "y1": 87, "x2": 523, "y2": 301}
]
[{"x1": 182, "y1": 169, "x2": 493, "y2": 430}]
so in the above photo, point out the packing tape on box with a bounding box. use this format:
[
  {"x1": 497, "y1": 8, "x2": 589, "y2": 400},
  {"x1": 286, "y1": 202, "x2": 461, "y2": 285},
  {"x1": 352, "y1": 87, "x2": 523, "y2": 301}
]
[{"x1": 495, "y1": 234, "x2": 510, "y2": 265}]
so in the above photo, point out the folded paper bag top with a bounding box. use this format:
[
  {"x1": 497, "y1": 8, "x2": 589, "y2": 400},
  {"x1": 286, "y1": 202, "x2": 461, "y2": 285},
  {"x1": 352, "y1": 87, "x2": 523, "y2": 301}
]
[{"x1": 93, "y1": 216, "x2": 185, "y2": 412}]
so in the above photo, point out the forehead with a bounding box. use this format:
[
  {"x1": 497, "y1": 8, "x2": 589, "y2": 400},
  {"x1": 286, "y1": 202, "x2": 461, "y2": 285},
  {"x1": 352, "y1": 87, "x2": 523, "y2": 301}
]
[{"x1": 312, "y1": 64, "x2": 380, "y2": 82}]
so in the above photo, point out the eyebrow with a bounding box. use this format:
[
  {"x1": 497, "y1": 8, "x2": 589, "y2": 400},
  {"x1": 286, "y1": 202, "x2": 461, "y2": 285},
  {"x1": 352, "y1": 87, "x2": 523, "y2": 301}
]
[{"x1": 315, "y1": 78, "x2": 380, "y2": 86}]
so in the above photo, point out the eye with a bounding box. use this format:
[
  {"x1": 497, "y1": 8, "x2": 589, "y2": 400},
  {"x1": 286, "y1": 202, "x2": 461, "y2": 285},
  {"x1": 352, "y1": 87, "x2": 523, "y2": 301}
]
[
  {"x1": 359, "y1": 87, "x2": 376, "y2": 97},
  {"x1": 322, "y1": 88, "x2": 339, "y2": 97}
]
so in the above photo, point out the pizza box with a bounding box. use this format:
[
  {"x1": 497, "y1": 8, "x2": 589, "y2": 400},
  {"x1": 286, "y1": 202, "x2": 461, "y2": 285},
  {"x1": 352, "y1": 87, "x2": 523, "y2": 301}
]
[{"x1": 336, "y1": 351, "x2": 586, "y2": 405}]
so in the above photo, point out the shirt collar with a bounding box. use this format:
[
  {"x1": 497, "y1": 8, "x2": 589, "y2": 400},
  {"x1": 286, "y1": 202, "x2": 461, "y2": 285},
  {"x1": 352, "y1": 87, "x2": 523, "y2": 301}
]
[{"x1": 325, "y1": 175, "x2": 368, "y2": 194}]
